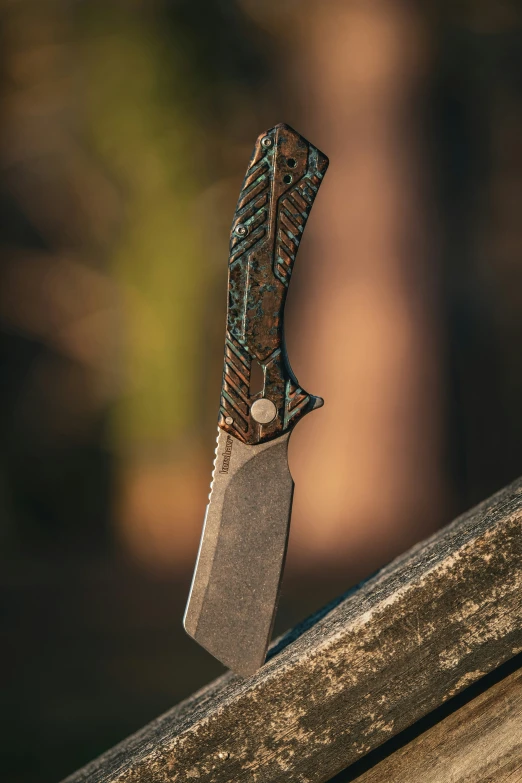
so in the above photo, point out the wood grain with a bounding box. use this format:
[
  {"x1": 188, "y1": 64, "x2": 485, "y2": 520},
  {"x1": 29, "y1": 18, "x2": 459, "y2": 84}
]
[
  {"x1": 62, "y1": 478, "x2": 522, "y2": 783},
  {"x1": 345, "y1": 662, "x2": 522, "y2": 782}
]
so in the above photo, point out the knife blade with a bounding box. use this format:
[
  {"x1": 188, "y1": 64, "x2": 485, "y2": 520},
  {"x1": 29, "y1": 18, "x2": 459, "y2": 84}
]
[{"x1": 184, "y1": 123, "x2": 329, "y2": 677}]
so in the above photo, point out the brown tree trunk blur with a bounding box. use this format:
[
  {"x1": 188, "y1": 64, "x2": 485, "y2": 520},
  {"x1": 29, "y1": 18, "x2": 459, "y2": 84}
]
[{"x1": 281, "y1": 0, "x2": 448, "y2": 575}]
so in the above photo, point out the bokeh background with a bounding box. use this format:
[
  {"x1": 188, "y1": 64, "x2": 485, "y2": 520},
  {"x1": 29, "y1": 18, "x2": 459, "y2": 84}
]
[{"x1": 1, "y1": 1, "x2": 521, "y2": 781}]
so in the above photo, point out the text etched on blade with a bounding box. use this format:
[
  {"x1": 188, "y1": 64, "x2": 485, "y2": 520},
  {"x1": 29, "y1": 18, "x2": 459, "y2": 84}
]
[{"x1": 220, "y1": 435, "x2": 233, "y2": 474}]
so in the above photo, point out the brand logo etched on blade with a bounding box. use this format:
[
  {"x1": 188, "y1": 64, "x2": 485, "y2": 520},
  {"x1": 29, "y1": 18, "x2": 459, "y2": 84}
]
[{"x1": 219, "y1": 435, "x2": 234, "y2": 474}]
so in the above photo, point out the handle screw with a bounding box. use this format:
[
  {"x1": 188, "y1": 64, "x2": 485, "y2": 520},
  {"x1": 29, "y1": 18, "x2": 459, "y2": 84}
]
[
  {"x1": 235, "y1": 224, "x2": 248, "y2": 238},
  {"x1": 225, "y1": 416, "x2": 234, "y2": 425},
  {"x1": 261, "y1": 136, "x2": 273, "y2": 148}
]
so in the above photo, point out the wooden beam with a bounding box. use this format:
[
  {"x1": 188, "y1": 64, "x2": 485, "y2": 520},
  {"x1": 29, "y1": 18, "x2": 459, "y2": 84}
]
[
  {"x1": 340, "y1": 658, "x2": 522, "y2": 782},
  {"x1": 63, "y1": 478, "x2": 522, "y2": 783}
]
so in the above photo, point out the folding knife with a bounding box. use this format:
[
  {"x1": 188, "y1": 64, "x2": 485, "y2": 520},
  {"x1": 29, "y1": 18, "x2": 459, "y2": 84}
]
[{"x1": 184, "y1": 123, "x2": 329, "y2": 677}]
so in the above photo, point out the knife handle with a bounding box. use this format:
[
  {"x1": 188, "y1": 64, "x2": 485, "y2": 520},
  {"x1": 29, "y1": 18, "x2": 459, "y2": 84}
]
[{"x1": 219, "y1": 123, "x2": 328, "y2": 445}]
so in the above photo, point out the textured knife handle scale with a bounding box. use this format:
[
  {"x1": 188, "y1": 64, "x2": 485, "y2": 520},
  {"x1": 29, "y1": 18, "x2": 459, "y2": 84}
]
[{"x1": 219, "y1": 123, "x2": 328, "y2": 445}]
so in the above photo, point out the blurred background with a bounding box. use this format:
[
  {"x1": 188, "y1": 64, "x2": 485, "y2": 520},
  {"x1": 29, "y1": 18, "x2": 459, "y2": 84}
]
[{"x1": 1, "y1": 0, "x2": 521, "y2": 780}]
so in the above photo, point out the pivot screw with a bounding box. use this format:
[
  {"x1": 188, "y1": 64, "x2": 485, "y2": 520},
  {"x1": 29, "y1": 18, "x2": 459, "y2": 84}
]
[
  {"x1": 261, "y1": 136, "x2": 273, "y2": 149},
  {"x1": 235, "y1": 224, "x2": 248, "y2": 238},
  {"x1": 225, "y1": 416, "x2": 234, "y2": 425},
  {"x1": 251, "y1": 398, "x2": 277, "y2": 425}
]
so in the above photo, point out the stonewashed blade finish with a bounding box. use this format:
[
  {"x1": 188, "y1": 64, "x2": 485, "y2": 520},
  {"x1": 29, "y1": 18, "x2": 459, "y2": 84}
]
[{"x1": 184, "y1": 124, "x2": 328, "y2": 677}]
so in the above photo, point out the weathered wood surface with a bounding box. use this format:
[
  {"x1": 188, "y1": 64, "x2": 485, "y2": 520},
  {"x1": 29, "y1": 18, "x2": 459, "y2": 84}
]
[
  {"x1": 342, "y1": 659, "x2": 522, "y2": 782},
  {"x1": 63, "y1": 478, "x2": 522, "y2": 783}
]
